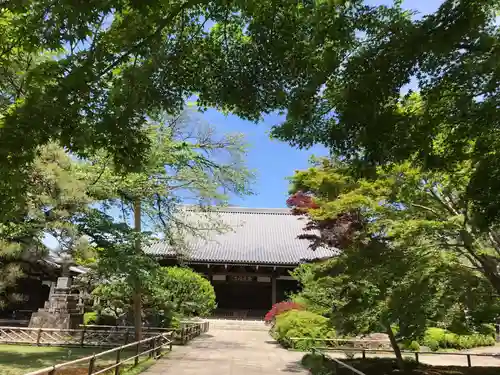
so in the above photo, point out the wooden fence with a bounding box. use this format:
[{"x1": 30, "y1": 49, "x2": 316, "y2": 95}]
[
  {"x1": 24, "y1": 332, "x2": 173, "y2": 375},
  {"x1": 0, "y1": 320, "x2": 209, "y2": 347},
  {"x1": 79, "y1": 321, "x2": 210, "y2": 345}
]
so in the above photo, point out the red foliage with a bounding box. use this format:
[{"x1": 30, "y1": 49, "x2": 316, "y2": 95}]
[
  {"x1": 264, "y1": 301, "x2": 304, "y2": 324},
  {"x1": 286, "y1": 191, "x2": 319, "y2": 214},
  {"x1": 287, "y1": 191, "x2": 364, "y2": 250}
]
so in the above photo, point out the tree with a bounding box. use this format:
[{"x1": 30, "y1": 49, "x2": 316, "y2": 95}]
[
  {"x1": 0, "y1": 0, "x2": 398, "y2": 216},
  {"x1": 270, "y1": 0, "x2": 500, "y2": 224},
  {"x1": 287, "y1": 157, "x2": 500, "y2": 369},
  {"x1": 0, "y1": 143, "x2": 95, "y2": 308},
  {"x1": 78, "y1": 109, "x2": 252, "y2": 339},
  {"x1": 289, "y1": 158, "x2": 500, "y2": 296}
]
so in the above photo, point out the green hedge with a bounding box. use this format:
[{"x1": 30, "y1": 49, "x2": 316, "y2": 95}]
[
  {"x1": 422, "y1": 327, "x2": 495, "y2": 351},
  {"x1": 273, "y1": 310, "x2": 335, "y2": 351}
]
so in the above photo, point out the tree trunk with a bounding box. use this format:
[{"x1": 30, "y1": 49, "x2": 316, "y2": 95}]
[
  {"x1": 133, "y1": 198, "x2": 142, "y2": 343},
  {"x1": 385, "y1": 323, "x2": 405, "y2": 371}
]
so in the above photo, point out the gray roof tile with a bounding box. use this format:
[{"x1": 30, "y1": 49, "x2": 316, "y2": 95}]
[{"x1": 144, "y1": 207, "x2": 338, "y2": 265}]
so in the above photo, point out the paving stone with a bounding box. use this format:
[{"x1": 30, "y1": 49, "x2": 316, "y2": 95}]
[
  {"x1": 142, "y1": 329, "x2": 308, "y2": 375},
  {"x1": 143, "y1": 328, "x2": 500, "y2": 374}
]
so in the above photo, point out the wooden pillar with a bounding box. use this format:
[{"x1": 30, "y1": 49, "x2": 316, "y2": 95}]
[{"x1": 271, "y1": 275, "x2": 277, "y2": 305}]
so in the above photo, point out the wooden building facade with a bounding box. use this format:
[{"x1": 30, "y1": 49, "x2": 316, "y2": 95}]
[{"x1": 147, "y1": 207, "x2": 336, "y2": 319}]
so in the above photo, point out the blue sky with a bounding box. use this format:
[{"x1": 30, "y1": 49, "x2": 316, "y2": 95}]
[{"x1": 206, "y1": 0, "x2": 444, "y2": 208}]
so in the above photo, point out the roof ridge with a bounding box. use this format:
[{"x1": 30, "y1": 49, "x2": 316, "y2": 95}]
[{"x1": 183, "y1": 206, "x2": 292, "y2": 215}]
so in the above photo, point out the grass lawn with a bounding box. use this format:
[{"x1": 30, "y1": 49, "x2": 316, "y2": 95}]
[
  {"x1": 0, "y1": 344, "x2": 158, "y2": 375},
  {"x1": 343, "y1": 358, "x2": 500, "y2": 375},
  {"x1": 303, "y1": 354, "x2": 500, "y2": 375}
]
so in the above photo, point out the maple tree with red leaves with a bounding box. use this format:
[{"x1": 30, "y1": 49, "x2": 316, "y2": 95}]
[{"x1": 287, "y1": 190, "x2": 364, "y2": 250}]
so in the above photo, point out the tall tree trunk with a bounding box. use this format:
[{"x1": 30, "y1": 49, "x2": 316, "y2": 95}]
[
  {"x1": 133, "y1": 198, "x2": 142, "y2": 346},
  {"x1": 385, "y1": 323, "x2": 405, "y2": 371}
]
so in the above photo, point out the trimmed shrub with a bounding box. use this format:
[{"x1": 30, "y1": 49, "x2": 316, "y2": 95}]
[
  {"x1": 273, "y1": 310, "x2": 335, "y2": 351},
  {"x1": 423, "y1": 327, "x2": 495, "y2": 351},
  {"x1": 153, "y1": 267, "x2": 217, "y2": 317}
]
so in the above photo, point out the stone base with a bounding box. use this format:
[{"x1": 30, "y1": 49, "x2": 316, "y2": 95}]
[{"x1": 29, "y1": 311, "x2": 83, "y2": 329}]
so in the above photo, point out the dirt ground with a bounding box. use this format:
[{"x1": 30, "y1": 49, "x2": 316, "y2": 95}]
[{"x1": 333, "y1": 358, "x2": 500, "y2": 375}]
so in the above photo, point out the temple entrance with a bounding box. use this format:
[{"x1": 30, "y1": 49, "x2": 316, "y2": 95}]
[{"x1": 213, "y1": 281, "x2": 272, "y2": 311}]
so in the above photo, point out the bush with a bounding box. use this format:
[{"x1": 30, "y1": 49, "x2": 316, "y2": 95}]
[
  {"x1": 478, "y1": 323, "x2": 496, "y2": 337},
  {"x1": 83, "y1": 312, "x2": 97, "y2": 325},
  {"x1": 273, "y1": 310, "x2": 335, "y2": 351},
  {"x1": 83, "y1": 311, "x2": 118, "y2": 326},
  {"x1": 405, "y1": 341, "x2": 421, "y2": 352},
  {"x1": 423, "y1": 327, "x2": 495, "y2": 351},
  {"x1": 92, "y1": 266, "x2": 216, "y2": 326},
  {"x1": 152, "y1": 267, "x2": 217, "y2": 317},
  {"x1": 264, "y1": 301, "x2": 304, "y2": 325}
]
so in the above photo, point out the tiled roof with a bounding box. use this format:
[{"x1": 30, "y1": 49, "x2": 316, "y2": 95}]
[{"x1": 144, "y1": 207, "x2": 338, "y2": 266}]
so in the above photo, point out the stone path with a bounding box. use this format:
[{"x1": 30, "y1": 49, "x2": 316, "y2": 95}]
[
  {"x1": 142, "y1": 329, "x2": 307, "y2": 375},
  {"x1": 143, "y1": 323, "x2": 500, "y2": 375}
]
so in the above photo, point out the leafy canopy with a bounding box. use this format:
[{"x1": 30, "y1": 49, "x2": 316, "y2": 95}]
[
  {"x1": 271, "y1": 0, "x2": 500, "y2": 223},
  {"x1": 0, "y1": 0, "x2": 398, "y2": 216}
]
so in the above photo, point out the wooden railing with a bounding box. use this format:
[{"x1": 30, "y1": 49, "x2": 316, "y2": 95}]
[{"x1": 23, "y1": 332, "x2": 173, "y2": 375}]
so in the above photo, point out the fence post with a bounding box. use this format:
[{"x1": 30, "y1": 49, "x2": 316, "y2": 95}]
[
  {"x1": 333, "y1": 359, "x2": 339, "y2": 373},
  {"x1": 134, "y1": 341, "x2": 140, "y2": 366},
  {"x1": 80, "y1": 327, "x2": 86, "y2": 347},
  {"x1": 181, "y1": 327, "x2": 186, "y2": 345},
  {"x1": 414, "y1": 352, "x2": 419, "y2": 363},
  {"x1": 88, "y1": 355, "x2": 96, "y2": 375},
  {"x1": 114, "y1": 346, "x2": 122, "y2": 375},
  {"x1": 362, "y1": 349, "x2": 366, "y2": 359},
  {"x1": 467, "y1": 354, "x2": 471, "y2": 367},
  {"x1": 36, "y1": 328, "x2": 42, "y2": 346},
  {"x1": 124, "y1": 330, "x2": 130, "y2": 345},
  {"x1": 149, "y1": 338, "x2": 154, "y2": 358},
  {"x1": 155, "y1": 337, "x2": 161, "y2": 359}
]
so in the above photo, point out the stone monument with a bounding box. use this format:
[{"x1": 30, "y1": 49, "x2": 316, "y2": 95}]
[{"x1": 29, "y1": 258, "x2": 84, "y2": 329}]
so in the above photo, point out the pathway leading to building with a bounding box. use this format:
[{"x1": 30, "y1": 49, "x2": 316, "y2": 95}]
[
  {"x1": 143, "y1": 319, "x2": 500, "y2": 375},
  {"x1": 142, "y1": 328, "x2": 307, "y2": 375}
]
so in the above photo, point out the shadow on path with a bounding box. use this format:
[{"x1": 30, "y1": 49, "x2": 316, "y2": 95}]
[{"x1": 142, "y1": 329, "x2": 308, "y2": 375}]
